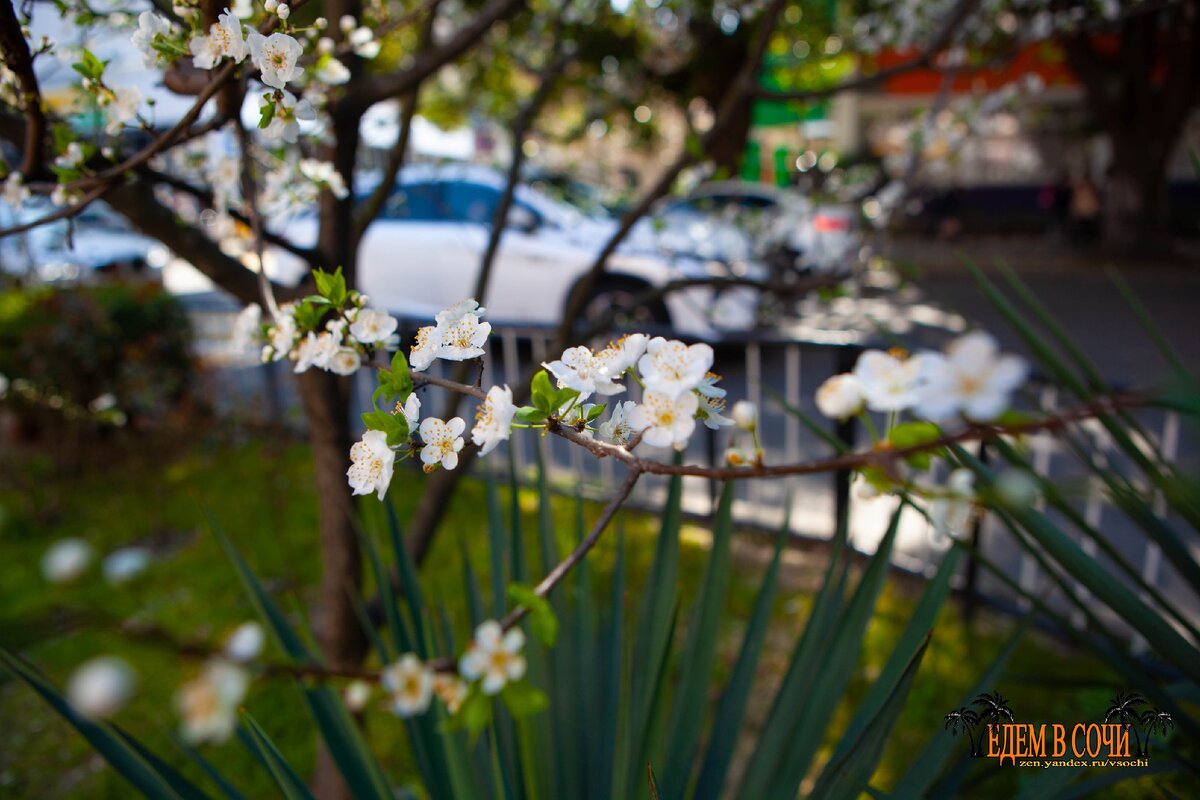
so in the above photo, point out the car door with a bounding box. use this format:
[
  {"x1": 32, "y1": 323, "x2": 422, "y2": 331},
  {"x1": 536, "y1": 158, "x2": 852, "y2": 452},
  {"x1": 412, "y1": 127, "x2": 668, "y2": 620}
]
[{"x1": 357, "y1": 181, "x2": 461, "y2": 318}]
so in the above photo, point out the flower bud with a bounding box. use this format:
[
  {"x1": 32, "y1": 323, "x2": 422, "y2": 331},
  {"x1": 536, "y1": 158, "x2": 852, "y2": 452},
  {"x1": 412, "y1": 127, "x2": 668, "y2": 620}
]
[
  {"x1": 815, "y1": 373, "x2": 864, "y2": 420},
  {"x1": 263, "y1": 0, "x2": 277, "y2": 11},
  {"x1": 102, "y1": 547, "x2": 150, "y2": 584},
  {"x1": 731, "y1": 400, "x2": 757, "y2": 431},
  {"x1": 344, "y1": 680, "x2": 372, "y2": 712},
  {"x1": 276, "y1": 3, "x2": 289, "y2": 19},
  {"x1": 225, "y1": 621, "x2": 265, "y2": 662},
  {"x1": 339, "y1": 14, "x2": 356, "y2": 32},
  {"x1": 67, "y1": 656, "x2": 136, "y2": 718},
  {"x1": 43, "y1": 538, "x2": 93, "y2": 583},
  {"x1": 314, "y1": 16, "x2": 328, "y2": 29}
]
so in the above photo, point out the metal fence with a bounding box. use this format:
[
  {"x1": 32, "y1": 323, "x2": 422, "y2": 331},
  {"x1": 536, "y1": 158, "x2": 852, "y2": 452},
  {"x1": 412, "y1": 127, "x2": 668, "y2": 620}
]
[{"x1": 191, "y1": 307, "x2": 1198, "y2": 645}]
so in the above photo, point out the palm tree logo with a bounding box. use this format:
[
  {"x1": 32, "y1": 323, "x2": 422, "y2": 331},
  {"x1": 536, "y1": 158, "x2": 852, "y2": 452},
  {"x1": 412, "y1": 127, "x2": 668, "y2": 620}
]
[
  {"x1": 1137, "y1": 708, "x2": 1174, "y2": 757},
  {"x1": 1104, "y1": 691, "x2": 1147, "y2": 756},
  {"x1": 944, "y1": 690, "x2": 1015, "y2": 758},
  {"x1": 944, "y1": 707, "x2": 983, "y2": 757},
  {"x1": 973, "y1": 690, "x2": 1015, "y2": 743}
]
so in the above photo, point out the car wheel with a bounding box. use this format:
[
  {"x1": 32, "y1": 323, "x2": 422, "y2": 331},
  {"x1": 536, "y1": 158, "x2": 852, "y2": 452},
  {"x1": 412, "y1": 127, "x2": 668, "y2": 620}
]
[{"x1": 578, "y1": 279, "x2": 671, "y2": 334}]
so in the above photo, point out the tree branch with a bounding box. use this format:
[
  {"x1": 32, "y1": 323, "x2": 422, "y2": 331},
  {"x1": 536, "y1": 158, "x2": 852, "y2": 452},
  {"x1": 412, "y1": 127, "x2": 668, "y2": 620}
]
[
  {"x1": 346, "y1": 0, "x2": 526, "y2": 110},
  {"x1": 0, "y1": 0, "x2": 47, "y2": 176}
]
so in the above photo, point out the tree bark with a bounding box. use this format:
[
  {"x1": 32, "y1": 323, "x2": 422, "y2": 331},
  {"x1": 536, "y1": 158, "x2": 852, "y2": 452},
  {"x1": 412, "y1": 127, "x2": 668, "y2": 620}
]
[{"x1": 1063, "y1": 3, "x2": 1200, "y2": 252}]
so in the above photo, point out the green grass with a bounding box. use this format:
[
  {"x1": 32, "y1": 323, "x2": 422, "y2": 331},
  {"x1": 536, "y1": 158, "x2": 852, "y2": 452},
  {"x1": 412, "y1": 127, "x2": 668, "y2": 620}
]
[{"x1": 0, "y1": 430, "x2": 1180, "y2": 798}]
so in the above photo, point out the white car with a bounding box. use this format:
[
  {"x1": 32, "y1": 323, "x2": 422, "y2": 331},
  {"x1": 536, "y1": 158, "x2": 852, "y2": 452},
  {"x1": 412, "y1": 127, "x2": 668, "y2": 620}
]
[
  {"x1": 266, "y1": 164, "x2": 763, "y2": 338},
  {"x1": 0, "y1": 200, "x2": 164, "y2": 282},
  {"x1": 635, "y1": 181, "x2": 858, "y2": 276}
]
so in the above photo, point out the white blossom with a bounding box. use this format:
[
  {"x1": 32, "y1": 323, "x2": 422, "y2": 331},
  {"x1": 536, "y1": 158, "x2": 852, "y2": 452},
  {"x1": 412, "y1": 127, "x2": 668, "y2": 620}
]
[
  {"x1": 315, "y1": 54, "x2": 350, "y2": 85},
  {"x1": 436, "y1": 314, "x2": 490, "y2": 361},
  {"x1": 328, "y1": 347, "x2": 361, "y2": 375},
  {"x1": 275, "y1": 3, "x2": 290, "y2": 20},
  {"x1": 638, "y1": 337, "x2": 713, "y2": 398},
  {"x1": 382, "y1": 654, "x2": 434, "y2": 717},
  {"x1": 102, "y1": 547, "x2": 151, "y2": 584},
  {"x1": 815, "y1": 373, "x2": 864, "y2": 420},
  {"x1": 349, "y1": 26, "x2": 380, "y2": 58},
  {"x1": 929, "y1": 469, "x2": 976, "y2": 540},
  {"x1": 68, "y1": 657, "x2": 136, "y2": 718},
  {"x1": 543, "y1": 345, "x2": 624, "y2": 399},
  {"x1": 189, "y1": 9, "x2": 247, "y2": 69},
  {"x1": 630, "y1": 390, "x2": 698, "y2": 450},
  {"x1": 299, "y1": 159, "x2": 349, "y2": 198},
  {"x1": 695, "y1": 372, "x2": 726, "y2": 399},
  {"x1": 102, "y1": 87, "x2": 142, "y2": 135},
  {"x1": 433, "y1": 673, "x2": 468, "y2": 713},
  {"x1": 436, "y1": 298, "x2": 486, "y2": 326},
  {"x1": 698, "y1": 395, "x2": 734, "y2": 430},
  {"x1": 419, "y1": 417, "x2": 466, "y2": 471},
  {"x1": 399, "y1": 394, "x2": 421, "y2": 430},
  {"x1": 293, "y1": 331, "x2": 339, "y2": 372},
  {"x1": 43, "y1": 538, "x2": 93, "y2": 583},
  {"x1": 248, "y1": 31, "x2": 302, "y2": 90},
  {"x1": 178, "y1": 661, "x2": 248, "y2": 744},
  {"x1": 344, "y1": 680, "x2": 372, "y2": 712},
  {"x1": 224, "y1": 622, "x2": 265, "y2": 662},
  {"x1": 459, "y1": 620, "x2": 526, "y2": 695},
  {"x1": 131, "y1": 11, "x2": 171, "y2": 67},
  {"x1": 594, "y1": 333, "x2": 648, "y2": 377},
  {"x1": 232, "y1": 303, "x2": 262, "y2": 351},
  {"x1": 265, "y1": 308, "x2": 298, "y2": 361},
  {"x1": 348, "y1": 430, "x2": 395, "y2": 500},
  {"x1": 260, "y1": 90, "x2": 315, "y2": 143},
  {"x1": 730, "y1": 400, "x2": 757, "y2": 431},
  {"x1": 2, "y1": 172, "x2": 29, "y2": 207},
  {"x1": 349, "y1": 308, "x2": 398, "y2": 345},
  {"x1": 472, "y1": 385, "x2": 516, "y2": 456},
  {"x1": 409, "y1": 325, "x2": 440, "y2": 371},
  {"x1": 597, "y1": 400, "x2": 637, "y2": 445},
  {"x1": 914, "y1": 332, "x2": 1028, "y2": 423},
  {"x1": 852, "y1": 350, "x2": 926, "y2": 413},
  {"x1": 55, "y1": 142, "x2": 85, "y2": 170}
]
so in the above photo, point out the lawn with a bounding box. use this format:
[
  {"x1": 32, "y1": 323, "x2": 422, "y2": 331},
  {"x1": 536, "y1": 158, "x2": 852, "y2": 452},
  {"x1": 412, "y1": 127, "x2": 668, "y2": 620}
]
[{"x1": 0, "y1": 424, "x2": 1179, "y2": 798}]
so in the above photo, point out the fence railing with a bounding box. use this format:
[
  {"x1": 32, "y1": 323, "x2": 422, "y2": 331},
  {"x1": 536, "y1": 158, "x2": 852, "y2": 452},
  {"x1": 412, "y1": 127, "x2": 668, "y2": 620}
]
[{"x1": 189, "y1": 307, "x2": 1198, "y2": 646}]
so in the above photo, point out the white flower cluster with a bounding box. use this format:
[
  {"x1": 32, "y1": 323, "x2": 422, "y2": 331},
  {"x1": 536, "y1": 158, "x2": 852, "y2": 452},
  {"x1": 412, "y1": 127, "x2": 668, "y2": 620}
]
[
  {"x1": 815, "y1": 331, "x2": 1027, "y2": 425},
  {"x1": 375, "y1": 619, "x2": 523, "y2": 721},
  {"x1": 252, "y1": 295, "x2": 398, "y2": 375},
  {"x1": 409, "y1": 299, "x2": 492, "y2": 370},
  {"x1": 177, "y1": 621, "x2": 263, "y2": 744}
]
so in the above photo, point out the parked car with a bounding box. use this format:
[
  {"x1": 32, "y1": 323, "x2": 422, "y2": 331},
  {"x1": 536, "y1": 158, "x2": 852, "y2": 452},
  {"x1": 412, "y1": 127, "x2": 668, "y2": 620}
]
[
  {"x1": 266, "y1": 164, "x2": 764, "y2": 338},
  {"x1": 635, "y1": 181, "x2": 858, "y2": 277},
  {"x1": 0, "y1": 200, "x2": 166, "y2": 283}
]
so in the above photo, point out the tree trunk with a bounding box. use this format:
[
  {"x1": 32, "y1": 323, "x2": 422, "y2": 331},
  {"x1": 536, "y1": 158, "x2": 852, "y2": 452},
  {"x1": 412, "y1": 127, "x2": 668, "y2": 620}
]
[
  {"x1": 299, "y1": 369, "x2": 364, "y2": 800},
  {"x1": 1104, "y1": 154, "x2": 1169, "y2": 251}
]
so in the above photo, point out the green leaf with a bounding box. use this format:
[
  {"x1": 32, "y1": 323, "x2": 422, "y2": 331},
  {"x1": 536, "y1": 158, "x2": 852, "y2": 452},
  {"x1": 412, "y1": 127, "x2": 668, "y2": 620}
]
[
  {"x1": 530, "y1": 371, "x2": 556, "y2": 414},
  {"x1": 257, "y1": 96, "x2": 276, "y2": 129},
  {"x1": 585, "y1": 403, "x2": 607, "y2": 421},
  {"x1": 956, "y1": 447, "x2": 1200, "y2": 685},
  {"x1": 515, "y1": 406, "x2": 548, "y2": 423},
  {"x1": 0, "y1": 649, "x2": 196, "y2": 800},
  {"x1": 508, "y1": 583, "x2": 558, "y2": 646},
  {"x1": 661, "y1": 483, "x2": 736, "y2": 800},
  {"x1": 211, "y1": 522, "x2": 393, "y2": 799},
  {"x1": 451, "y1": 687, "x2": 494, "y2": 743},
  {"x1": 500, "y1": 682, "x2": 548, "y2": 719},
  {"x1": 809, "y1": 636, "x2": 931, "y2": 800},
  {"x1": 888, "y1": 420, "x2": 943, "y2": 469},
  {"x1": 693, "y1": 503, "x2": 790, "y2": 800},
  {"x1": 360, "y1": 409, "x2": 408, "y2": 447},
  {"x1": 238, "y1": 714, "x2": 316, "y2": 800}
]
